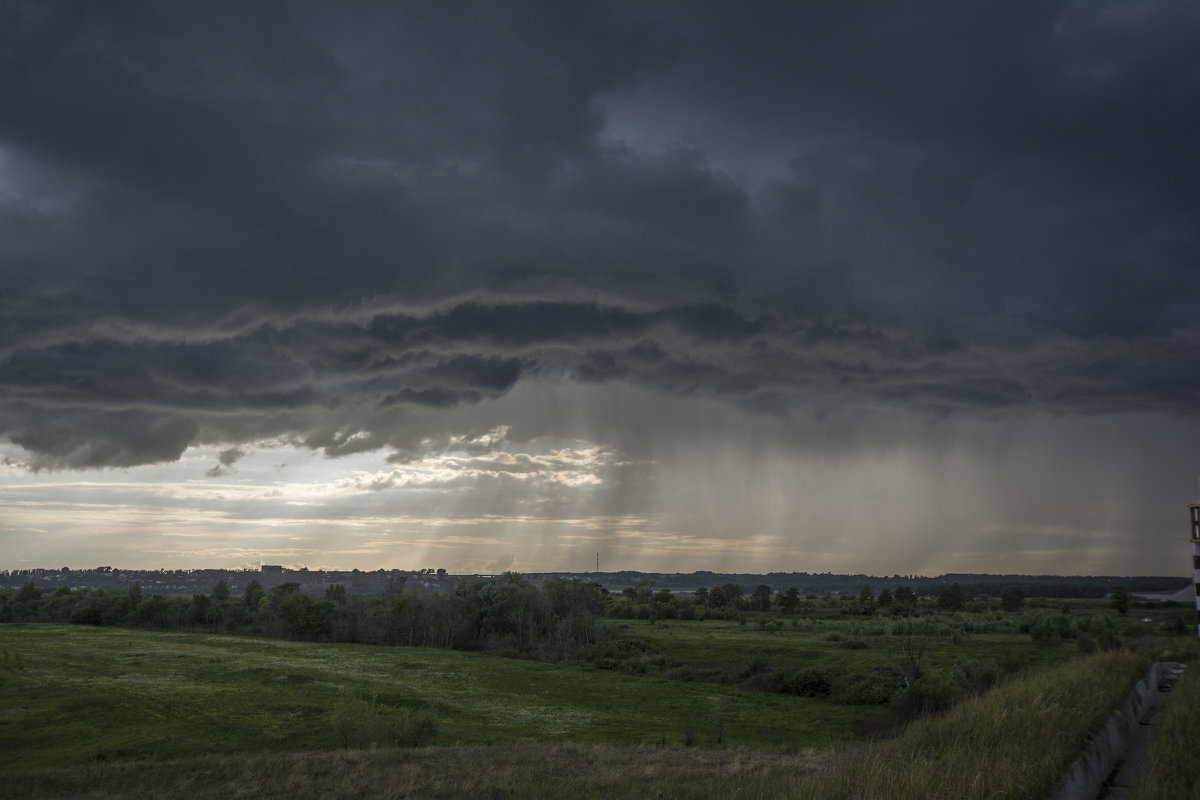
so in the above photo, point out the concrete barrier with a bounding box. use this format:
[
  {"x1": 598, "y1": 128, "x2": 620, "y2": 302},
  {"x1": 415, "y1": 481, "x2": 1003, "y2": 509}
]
[{"x1": 1047, "y1": 661, "x2": 1183, "y2": 800}]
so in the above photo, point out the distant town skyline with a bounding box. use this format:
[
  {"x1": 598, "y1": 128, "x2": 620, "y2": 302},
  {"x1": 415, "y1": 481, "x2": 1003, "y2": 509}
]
[{"x1": 2, "y1": 2, "x2": 1199, "y2": 577}]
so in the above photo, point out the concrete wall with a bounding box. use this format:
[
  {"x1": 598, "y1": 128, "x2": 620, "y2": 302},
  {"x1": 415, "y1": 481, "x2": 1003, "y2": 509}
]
[{"x1": 1047, "y1": 661, "x2": 1180, "y2": 800}]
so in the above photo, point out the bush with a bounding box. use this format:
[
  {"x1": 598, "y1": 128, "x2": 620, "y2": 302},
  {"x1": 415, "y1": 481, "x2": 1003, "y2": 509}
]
[
  {"x1": 891, "y1": 671, "x2": 964, "y2": 718},
  {"x1": 733, "y1": 653, "x2": 773, "y2": 682},
  {"x1": 740, "y1": 670, "x2": 787, "y2": 693},
  {"x1": 69, "y1": 604, "x2": 103, "y2": 626},
  {"x1": 954, "y1": 657, "x2": 1002, "y2": 693},
  {"x1": 329, "y1": 695, "x2": 438, "y2": 749},
  {"x1": 389, "y1": 708, "x2": 438, "y2": 747},
  {"x1": 830, "y1": 669, "x2": 898, "y2": 705},
  {"x1": 587, "y1": 639, "x2": 652, "y2": 670},
  {"x1": 1030, "y1": 620, "x2": 1058, "y2": 647},
  {"x1": 787, "y1": 668, "x2": 833, "y2": 698}
]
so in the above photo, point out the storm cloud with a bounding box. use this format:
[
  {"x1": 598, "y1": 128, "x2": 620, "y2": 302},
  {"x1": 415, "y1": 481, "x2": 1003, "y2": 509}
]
[{"x1": 2, "y1": 1, "x2": 1199, "y2": 573}]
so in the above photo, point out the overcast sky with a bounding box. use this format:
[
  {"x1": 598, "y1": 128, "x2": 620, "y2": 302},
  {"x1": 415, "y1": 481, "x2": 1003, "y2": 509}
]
[{"x1": 2, "y1": 1, "x2": 1198, "y2": 576}]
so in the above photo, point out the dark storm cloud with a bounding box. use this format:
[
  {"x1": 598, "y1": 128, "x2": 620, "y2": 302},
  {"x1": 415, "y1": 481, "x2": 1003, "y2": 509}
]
[
  {"x1": 1, "y1": 0, "x2": 1198, "y2": 468},
  {"x1": 205, "y1": 446, "x2": 246, "y2": 477},
  {"x1": 1, "y1": 404, "x2": 197, "y2": 470}
]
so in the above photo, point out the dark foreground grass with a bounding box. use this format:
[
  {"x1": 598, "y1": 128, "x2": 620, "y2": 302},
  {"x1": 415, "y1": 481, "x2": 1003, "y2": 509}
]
[
  {"x1": 1132, "y1": 662, "x2": 1198, "y2": 799},
  {"x1": 0, "y1": 624, "x2": 851, "y2": 772},
  {"x1": 7, "y1": 744, "x2": 822, "y2": 800}
]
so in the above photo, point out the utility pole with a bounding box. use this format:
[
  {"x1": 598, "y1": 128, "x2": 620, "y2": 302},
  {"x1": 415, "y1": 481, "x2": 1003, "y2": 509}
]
[{"x1": 1190, "y1": 500, "x2": 1200, "y2": 659}]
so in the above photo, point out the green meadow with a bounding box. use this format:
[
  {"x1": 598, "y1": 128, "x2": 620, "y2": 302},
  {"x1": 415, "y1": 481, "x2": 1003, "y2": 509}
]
[
  {"x1": 0, "y1": 598, "x2": 1194, "y2": 798},
  {"x1": 0, "y1": 624, "x2": 853, "y2": 773}
]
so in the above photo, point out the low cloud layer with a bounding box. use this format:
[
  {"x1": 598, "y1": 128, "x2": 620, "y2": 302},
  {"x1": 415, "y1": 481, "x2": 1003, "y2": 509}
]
[
  {"x1": 2, "y1": 2, "x2": 1198, "y2": 573},
  {"x1": 4, "y1": 297, "x2": 1198, "y2": 470}
]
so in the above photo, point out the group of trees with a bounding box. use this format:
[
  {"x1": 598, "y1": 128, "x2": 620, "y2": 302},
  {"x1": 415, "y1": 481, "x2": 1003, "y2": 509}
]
[
  {"x1": 0, "y1": 573, "x2": 606, "y2": 659},
  {"x1": 605, "y1": 580, "x2": 780, "y2": 621},
  {"x1": 604, "y1": 581, "x2": 959, "y2": 621},
  {"x1": 0, "y1": 574, "x2": 1136, "y2": 664},
  {"x1": 597, "y1": 579, "x2": 1048, "y2": 622}
]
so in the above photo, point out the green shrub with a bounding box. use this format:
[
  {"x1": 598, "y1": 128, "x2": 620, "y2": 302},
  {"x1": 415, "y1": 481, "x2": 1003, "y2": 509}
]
[
  {"x1": 830, "y1": 669, "x2": 898, "y2": 705},
  {"x1": 891, "y1": 671, "x2": 964, "y2": 718},
  {"x1": 1030, "y1": 620, "x2": 1058, "y2": 647},
  {"x1": 741, "y1": 671, "x2": 787, "y2": 693},
  {"x1": 953, "y1": 657, "x2": 1002, "y2": 693},
  {"x1": 329, "y1": 695, "x2": 439, "y2": 749},
  {"x1": 787, "y1": 668, "x2": 833, "y2": 698},
  {"x1": 733, "y1": 653, "x2": 773, "y2": 684}
]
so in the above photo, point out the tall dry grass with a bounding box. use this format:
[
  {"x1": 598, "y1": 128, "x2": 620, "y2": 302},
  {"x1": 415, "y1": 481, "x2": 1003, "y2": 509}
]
[{"x1": 792, "y1": 649, "x2": 1149, "y2": 799}]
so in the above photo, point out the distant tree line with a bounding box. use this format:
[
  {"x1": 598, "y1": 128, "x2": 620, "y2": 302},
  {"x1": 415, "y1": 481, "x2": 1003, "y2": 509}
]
[
  {"x1": 0, "y1": 572, "x2": 1151, "y2": 671},
  {"x1": 0, "y1": 573, "x2": 606, "y2": 659},
  {"x1": 602, "y1": 580, "x2": 986, "y2": 621}
]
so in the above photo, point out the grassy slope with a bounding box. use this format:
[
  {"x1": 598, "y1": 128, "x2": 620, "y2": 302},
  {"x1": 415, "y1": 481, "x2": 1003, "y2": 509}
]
[
  {"x1": 1132, "y1": 662, "x2": 1199, "y2": 798},
  {"x1": 797, "y1": 649, "x2": 1151, "y2": 799},
  {"x1": 0, "y1": 624, "x2": 853, "y2": 772},
  {"x1": 3, "y1": 648, "x2": 1153, "y2": 800}
]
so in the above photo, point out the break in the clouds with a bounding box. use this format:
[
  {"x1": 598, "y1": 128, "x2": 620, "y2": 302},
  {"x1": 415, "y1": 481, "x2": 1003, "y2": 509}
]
[{"x1": 1, "y1": 1, "x2": 1199, "y2": 574}]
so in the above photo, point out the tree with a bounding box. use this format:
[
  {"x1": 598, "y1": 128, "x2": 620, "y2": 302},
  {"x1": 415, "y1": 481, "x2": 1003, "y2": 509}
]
[
  {"x1": 694, "y1": 586, "x2": 709, "y2": 607},
  {"x1": 876, "y1": 588, "x2": 893, "y2": 608},
  {"x1": 1001, "y1": 585, "x2": 1024, "y2": 613},
  {"x1": 856, "y1": 584, "x2": 875, "y2": 615},
  {"x1": 278, "y1": 592, "x2": 315, "y2": 639},
  {"x1": 243, "y1": 579, "x2": 265, "y2": 611},
  {"x1": 778, "y1": 586, "x2": 801, "y2": 615},
  {"x1": 212, "y1": 580, "x2": 230, "y2": 603},
  {"x1": 1110, "y1": 585, "x2": 1130, "y2": 616},
  {"x1": 752, "y1": 584, "x2": 772, "y2": 612},
  {"x1": 888, "y1": 620, "x2": 927, "y2": 688},
  {"x1": 15, "y1": 581, "x2": 41, "y2": 605},
  {"x1": 189, "y1": 593, "x2": 212, "y2": 627},
  {"x1": 937, "y1": 583, "x2": 966, "y2": 611}
]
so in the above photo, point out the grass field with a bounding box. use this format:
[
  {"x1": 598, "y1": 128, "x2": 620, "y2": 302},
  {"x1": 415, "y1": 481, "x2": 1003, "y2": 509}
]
[
  {"x1": 0, "y1": 636, "x2": 1155, "y2": 799},
  {"x1": 612, "y1": 616, "x2": 1043, "y2": 676},
  {"x1": 0, "y1": 624, "x2": 856, "y2": 772},
  {"x1": 0, "y1": 602, "x2": 1190, "y2": 798},
  {"x1": 796, "y1": 649, "x2": 1151, "y2": 799}
]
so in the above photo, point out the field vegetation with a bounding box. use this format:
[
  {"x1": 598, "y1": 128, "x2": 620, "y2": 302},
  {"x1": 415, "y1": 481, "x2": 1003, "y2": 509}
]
[{"x1": 1, "y1": 576, "x2": 1195, "y2": 798}]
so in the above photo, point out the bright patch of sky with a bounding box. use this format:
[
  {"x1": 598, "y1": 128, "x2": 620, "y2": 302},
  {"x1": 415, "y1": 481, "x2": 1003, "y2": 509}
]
[{"x1": 0, "y1": 431, "x2": 653, "y2": 573}]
